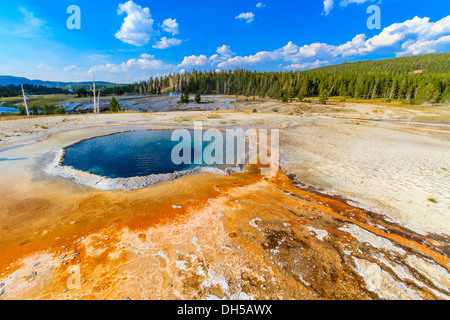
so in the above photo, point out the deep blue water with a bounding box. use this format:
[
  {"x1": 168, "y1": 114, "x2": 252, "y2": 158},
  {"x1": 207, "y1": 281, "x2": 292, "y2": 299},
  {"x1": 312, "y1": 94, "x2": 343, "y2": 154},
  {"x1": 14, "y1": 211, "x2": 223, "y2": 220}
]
[{"x1": 63, "y1": 130, "x2": 226, "y2": 178}]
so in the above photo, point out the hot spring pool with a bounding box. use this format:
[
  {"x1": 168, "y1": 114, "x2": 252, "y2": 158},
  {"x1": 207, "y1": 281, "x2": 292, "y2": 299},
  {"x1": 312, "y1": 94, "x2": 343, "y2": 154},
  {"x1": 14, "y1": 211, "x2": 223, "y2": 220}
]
[{"x1": 63, "y1": 130, "x2": 228, "y2": 179}]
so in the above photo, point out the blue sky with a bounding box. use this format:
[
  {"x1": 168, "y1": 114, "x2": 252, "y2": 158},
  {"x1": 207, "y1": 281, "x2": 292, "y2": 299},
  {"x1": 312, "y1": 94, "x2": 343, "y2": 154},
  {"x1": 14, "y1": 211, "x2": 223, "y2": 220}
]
[{"x1": 0, "y1": 0, "x2": 448, "y2": 83}]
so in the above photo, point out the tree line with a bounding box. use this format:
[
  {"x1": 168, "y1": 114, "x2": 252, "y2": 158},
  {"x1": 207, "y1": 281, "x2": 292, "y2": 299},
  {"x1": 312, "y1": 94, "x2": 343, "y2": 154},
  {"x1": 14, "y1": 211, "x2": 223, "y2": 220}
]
[
  {"x1": 0, "y1": 84, "x2": 67, "y2": 97},
  {"x1": 133, "y1": 53, "x2": 450, "y2": 105}
]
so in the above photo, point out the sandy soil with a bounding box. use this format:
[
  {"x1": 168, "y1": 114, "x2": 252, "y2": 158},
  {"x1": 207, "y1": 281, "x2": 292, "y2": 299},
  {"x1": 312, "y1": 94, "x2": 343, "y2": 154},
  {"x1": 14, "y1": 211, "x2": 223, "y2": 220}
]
[{"x1": 0, "y1": 96, "x2": 449, "y2": 300}]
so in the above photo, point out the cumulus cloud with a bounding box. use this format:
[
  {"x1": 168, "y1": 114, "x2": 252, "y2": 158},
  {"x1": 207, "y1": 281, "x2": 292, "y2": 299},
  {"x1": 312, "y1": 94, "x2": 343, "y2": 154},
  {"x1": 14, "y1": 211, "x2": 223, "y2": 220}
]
[
  {"x1": 179, "y1": 45, "x2": 236, "y2": 68},
  {"x1": 284, "y1": 60, "x2": 329, "y2": 70},
  {"x1": 322, "y1": 0, "x2": 334, "y2": 16},
  {"x1": 115, "y1": 1, "x2": 154, "y2": 46},
  {"x1": 216, "y1": 15, "x2": 450, "y2": 69},
  {"x1": 89, "y1": 57, "x2": 172, "y2": 76},
  {"x1": 161, "y1": 18, "x2": 179, "y2": 36},
  {"x1": 216, "y1": 45, "x2": 235, "y2": 58},
  {"x1": 235, "y1": 12, "x2": 255, "y2": 23},
  {"x1": 152, "y1": 37, "x2": 183, "y2": 49},
  {"x1": 178, "y1": 55, "x2": 212, "y2": 68},
  {"x1": 323, "y1": 0, "x2": 378, "y2": 15},
  {"x1": 140, "y1": 53, "x2": 154, "y2": 59}
]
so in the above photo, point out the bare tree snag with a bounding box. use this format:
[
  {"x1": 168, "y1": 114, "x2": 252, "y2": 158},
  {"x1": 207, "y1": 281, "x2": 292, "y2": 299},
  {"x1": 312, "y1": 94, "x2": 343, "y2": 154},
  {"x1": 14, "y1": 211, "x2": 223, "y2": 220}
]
[
  {"x1": 90, "y1": 72, "x2": 100, "y2": 113},
  {"x1": 21, "y1": 84, "x2": 30, "y2": 117}
]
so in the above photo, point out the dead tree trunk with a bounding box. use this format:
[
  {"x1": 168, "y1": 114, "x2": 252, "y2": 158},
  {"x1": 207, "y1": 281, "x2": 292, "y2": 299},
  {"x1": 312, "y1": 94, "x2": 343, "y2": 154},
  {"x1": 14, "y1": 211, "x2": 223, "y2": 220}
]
[
  {"x1": 97, "y1": 89, "x2": 101, "y2": 113},
  {"x1": 21, "y1": 84, "x2": 29, "y2": 117},
  {"x1": 90, "y1": 72, "x2": 99, "y2": 113}
]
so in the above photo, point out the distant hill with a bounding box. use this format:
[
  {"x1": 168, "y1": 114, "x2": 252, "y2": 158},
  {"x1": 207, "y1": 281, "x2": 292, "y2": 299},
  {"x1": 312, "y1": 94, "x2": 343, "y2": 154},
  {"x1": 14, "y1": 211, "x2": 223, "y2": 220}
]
[
  {"x1": 0, "y1": 75, "x2": 116, "y2": 88},
  {"x1": 306, "y1": 52, "x2": 450, "y2": 74}
]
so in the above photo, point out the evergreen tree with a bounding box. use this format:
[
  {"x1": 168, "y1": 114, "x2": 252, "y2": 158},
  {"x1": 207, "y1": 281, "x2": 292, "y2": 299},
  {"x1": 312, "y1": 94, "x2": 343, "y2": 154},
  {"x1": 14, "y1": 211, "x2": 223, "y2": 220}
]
[
  {"x1": 195, "y1": 91, "x2": 201, "y2": 104},
  {"x1": 319, "y1": 90, "x2": 328, "y2": 104},
  {"x1": 109, "y1": 96, "x2": 121, "y2": 112}
]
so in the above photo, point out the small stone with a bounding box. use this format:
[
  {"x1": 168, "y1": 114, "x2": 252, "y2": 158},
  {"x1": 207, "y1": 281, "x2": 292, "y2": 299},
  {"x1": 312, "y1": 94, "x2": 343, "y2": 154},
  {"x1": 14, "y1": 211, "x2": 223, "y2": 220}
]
[
  {"x1": 0, "y1": 288, "x2": 4, "y2": 297},
  {"x1": 27, "y1": 271, "x2": 37, "y2": 279},
  {"x1": 60, "y1": 254, "x2": 66, "y2": 259},
  {"x1": 72, "y1": 251, "x2": 80, "y2": 256},
  {"x1": 74, "y1": 237, "x2": 86, "y2": 244},
  {"x1": 124, "y1": 297, "x2": 131, "y2": 300},
  {"x1": 32, "y1": 262, "x2": 41, "y2": 267},
  {"x1": 63, "y1": 290, "x2": 68, "y2": 293}
]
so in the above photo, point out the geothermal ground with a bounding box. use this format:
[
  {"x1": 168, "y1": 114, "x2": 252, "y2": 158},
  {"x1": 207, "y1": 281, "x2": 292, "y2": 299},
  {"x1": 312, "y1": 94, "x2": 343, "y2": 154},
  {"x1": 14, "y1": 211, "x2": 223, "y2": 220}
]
[{"x1": 0, "y1": 96, "x2": 449, "y2": 300}]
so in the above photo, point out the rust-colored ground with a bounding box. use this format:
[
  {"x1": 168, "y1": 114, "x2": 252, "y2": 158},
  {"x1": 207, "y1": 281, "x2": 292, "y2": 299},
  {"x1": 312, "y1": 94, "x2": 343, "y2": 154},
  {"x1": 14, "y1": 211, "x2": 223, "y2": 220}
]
[{"x1": 0, "y1": 164, "x2": 448, "y2": 300}]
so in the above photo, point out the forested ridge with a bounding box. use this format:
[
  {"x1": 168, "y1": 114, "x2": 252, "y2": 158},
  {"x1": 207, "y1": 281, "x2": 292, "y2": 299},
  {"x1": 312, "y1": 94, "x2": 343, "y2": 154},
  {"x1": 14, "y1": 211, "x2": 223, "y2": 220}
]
[
  {"x1": 1, "y1": 53, "x2": 449, "y2": 104},
  {"x1": 136, "y1": 52, "x2": 450, "y2": 104}
]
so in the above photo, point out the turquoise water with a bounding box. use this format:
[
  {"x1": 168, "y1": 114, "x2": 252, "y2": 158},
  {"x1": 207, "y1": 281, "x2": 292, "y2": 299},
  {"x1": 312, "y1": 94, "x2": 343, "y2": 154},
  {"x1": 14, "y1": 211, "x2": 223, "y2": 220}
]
[
  {"x1": 0, "y1": 106, "x2": 19, "y2": 114},
  {"x1": 63, "y1": 130, "x2": 228, "y2": 178}
]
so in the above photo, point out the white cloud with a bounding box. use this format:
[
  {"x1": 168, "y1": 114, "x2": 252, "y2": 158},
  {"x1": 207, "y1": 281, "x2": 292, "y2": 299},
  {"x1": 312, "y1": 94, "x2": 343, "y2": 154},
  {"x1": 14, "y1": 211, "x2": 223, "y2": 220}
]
[
  {"x1": 179, "y1": 45, "x2": 236, "y2": 68},
  {"x1": 322, "y1": 0, "x2": 334, "y2": 16},
  {"x1": 115, "y1": 1, "x2": 154, "y2": 47},
  {"x1": 235, "y1": 12, "x2": 255, "y2": 23},
  {"x1": 216, "y1": 45, "x2": 235, "y2": 58},
  {"x1": 256, "y1": 2, "x2": 266, "y2": 9},
  {"x1": 63, "y1": 65, "x2": 79, "y2": 72},
  {"x1": 324, "y1": 0, "x2": 378, "y2": 15},
  {"x1": 89, "y1": 57, "x2": 172, "y2": 75},
  {"x1": 37, "y1": 63, "x2": 57, "y2": 71},
  {"x1": 140, "y1": 53, "x2": 154, "y2": 59},
  {"x1": 152, "y1": 37, "x2": 183, "y2": 49},
  {"x1": 216, "y1": 15, "x2": 450, "y2": 69},
  {"x1": 284, "y1": 60, "x2": 329, "y2": 70},
  {"x1": 178, "y1": 55, "x2": 212, "y2": 68},
  {"x1": 161, "y1": 18, "x2": 179, "y2": 36},
  {"x1": 397, "y1": 35, "x2": 450, "y2": 56},
  {"x1": 340, "y1": 0, "x2": 378, "y2": 7}
]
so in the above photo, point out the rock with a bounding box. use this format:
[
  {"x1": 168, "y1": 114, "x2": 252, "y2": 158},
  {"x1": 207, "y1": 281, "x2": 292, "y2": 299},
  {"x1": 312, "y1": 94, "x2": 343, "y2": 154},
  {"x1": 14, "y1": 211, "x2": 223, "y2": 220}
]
[
  {"x1": 32, "y1": 262, "x2": 41, "y2": 267},
  {"x1": 60, "y1": 254, "x2": 66, "y2": 259},
  {"x1": 124, "y1": 297, "x2": 131, "y2": 300},
  {"x1": 74, "y1": 237, "x2": 86, "y2": 244},
  {"x1": 0, "y1": 288, "x2": 4, "y2": 297},
  {"x1": 73, "y1": 250, "x2": 80, "y2": 256}
]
